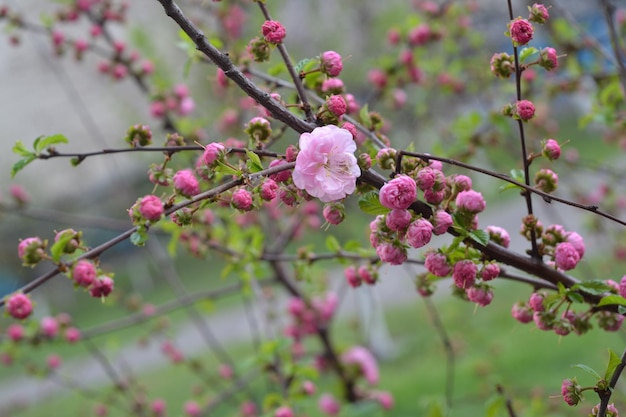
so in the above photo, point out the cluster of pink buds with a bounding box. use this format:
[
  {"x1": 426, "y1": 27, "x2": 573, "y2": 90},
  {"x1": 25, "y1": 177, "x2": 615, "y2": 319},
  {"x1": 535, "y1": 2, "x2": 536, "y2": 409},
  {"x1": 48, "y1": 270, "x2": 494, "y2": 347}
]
[
  {"x1": 150, "y1": 84, "x2": 195, "y2": 119},
  {"x1": 343, "y1": 264, "x2": 379, "y2": 287},
  {"x1": 284, "y1": 294, "x2": 338, "y2": 355},
  {"x1": 71, "y1": 260, "x2": 115, "y2": 299}
]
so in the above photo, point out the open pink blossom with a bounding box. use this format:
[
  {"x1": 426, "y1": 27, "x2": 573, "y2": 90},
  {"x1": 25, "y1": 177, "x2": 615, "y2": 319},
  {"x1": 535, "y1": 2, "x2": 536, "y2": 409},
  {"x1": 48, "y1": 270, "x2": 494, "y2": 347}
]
[
  {"x1": 292, "y1": 125, "x2": 360, "y2": 202},
  {"x1": 342, "y1": 346, "x2": 379, "y2": 385}
]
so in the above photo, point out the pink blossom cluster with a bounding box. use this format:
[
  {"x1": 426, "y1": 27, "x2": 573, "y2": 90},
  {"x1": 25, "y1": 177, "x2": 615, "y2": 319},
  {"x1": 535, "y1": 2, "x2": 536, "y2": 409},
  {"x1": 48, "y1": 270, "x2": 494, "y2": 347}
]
[
  {"x1": 341, "y1": 346, "x2": 379, "y2": 385},
  {"x1": 343, "y1": 264, "x2": 378, "y2": 287},
  {"x1": 284, "y1": 294, "x2": 338, "y2": 356},
  {"x1": 535, "y1": 224, "x2": 585, "y2": 271},
  {"x1": 150, "y1": 84, "x2": 195, "y2": 119}
]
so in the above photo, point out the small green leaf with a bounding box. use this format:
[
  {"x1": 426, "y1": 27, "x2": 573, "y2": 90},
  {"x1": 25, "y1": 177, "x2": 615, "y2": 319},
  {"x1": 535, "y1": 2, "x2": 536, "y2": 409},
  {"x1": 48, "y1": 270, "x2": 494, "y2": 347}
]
[
  {"x1": 468, "y1": 229, "x2": 490, "y2": 246},
  {"x1": 572, "y1": 280, "x2": 612, "y2": 296},
  {"x1": 605, "y1": 349, "x2": 622, "y2": 381},
  {"x1": 33, "y1": 134, "x2": 68, "y2": 153},
  {"x1": 11, "y1": 156, "x2": 37, "y2": 178},
  {"x1": 215, "y1": 160, "x2": 240, "y2": 176},
  {"x1": 325, "y1": 235, "x2": 341, "y2": 253},
  {"x1": 485, "y1": 394, "x2": 506, "y2": 417},
  {"x1": 597, "y1": 295, "x2": 626, "y2": 307},
  {"x1": 245, "y1": 149, "x2": 264, "y2": 173},
  {"x1": 572, "y1": 363, "x2": 602, "y2": 380},
  {"x1": 294, "y1": 58, "x2": 313, "y2": 74},
  {"x1": 130, "y1": 230, "x2": 148, "y2": 246},
  {"x1": 12, "y1": 140, "x2": 34, "y2": 157},
  {"x1": 70, "y1": 157, "x2": 82, "y2": 167},
  {"x1": 359, "y1": 104, "x2": 371, "y2": 126},
  {"x1": 358, "y1": 191, "x2": 388, "y2": 215},
  {"x1": 519, "y1": 47, "x2": 538, "y2": 63},
  {"x1": 50, "y1": 233, "x2": 75, "y2": 263},
  {"x1": 567, "y1": 291, "x2": 584, "y2": 304}
]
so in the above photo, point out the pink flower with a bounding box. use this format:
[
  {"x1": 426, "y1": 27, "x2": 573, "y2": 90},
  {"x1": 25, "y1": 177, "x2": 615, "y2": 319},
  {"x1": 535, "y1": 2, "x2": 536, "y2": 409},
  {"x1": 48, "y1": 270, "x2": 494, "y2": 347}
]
[
  {"x1": 47, "y1": 354, "x2": 62, "y2": 369},
  {"x1": 424, "y1": 252, "x2": 451, "y2": 277},
  {"x1": 515, "y1": 99, "x2": 535, "y2": 121},
  {"x1": 18, "y1": 236, "x2": 46, "y2": 266},
  {"x1": 561, "y1": 378, "x2": 582, "y2": 406},
  {"x1": 90, "y1": 276, "x2": 114, "y2": 298},
  {"x1": 408, "y1": 24, "x2": 431, "y2": 46},
  {"x1": 178, "y1": 96, "x2": 195, "y2": 116},
  {"x1": 481, "y1": 263, "x2": 500, "y2": 281},
  {"x1": 322, "y1": 78, "x2": 344, "y2": 94},
  {"x1": 529, "y1": 292, "x2": 545, "y2": 312},
  {"x1": 619, "y1": 275, "x2": 626, "y2": 299},
  {"x1": 323, "y1": 203, "x2": 345, "y2": 225},
  {"x1": 368, "y1": 69, "x2": 387, "y2": 89},
  {"x1": 151, "y1": 399, "x2": 167, "y2": 416},
  {"x1": 6, "y1": 324, "x2": 24, "y2": 342},
  {"x1": 261, "y1": 20, "x2": 286, "y2": 44},
  {"x1": 292, "y1": 125, "x2": 360, "y2": 202},
  {"x1": 40, "y1": 316, "x2": 59, "y2": 338},
  {"x1": 406, "y1": 218, "x2": 433, "y2": 248},
  {"x1": 509, "y1": 18, "x2": 534, "y2": 45},
  {"x1": 539, "y1": 47, "x2": 558, "y2": 70},
  {"x1": 486, "y1": 225, "x2": 510, "y2": 248},
  {"x1": 385, "y1": 209, "x2": 412, "y2": 232},
  {"x1": 424, "y1": 188, "x2": 445, "y2": 204},
  {"x1": 6, "y1": 293, "x2": 33, "y2": 320},
  {"x1": 455, "y1": 190, "x2": 486, "y2": 213},
  {"x1": 10, "y1": 184, "x2": 30, "y2": 204},
  {"x1": 452, "y1": 260, "x2": 477, "y2": 289},
  {"x1": 274, "y1": 406, "x2": 293, "y2": 417},
  {"x1": 342, "y1": 346, "x2": 379, "y2": 385},
  {"x1": 511, "y1": 302, "x2": 533, "y2": 323},
  {"x1": 542, "y1": 138, "x2": 561, "y2": 160},
  {"x1": 376, "y1": 242, "x2": 407, "y2": 265},
  {"x1": 232, "y1": 189, "x2": 253, "y2": 211},
  {"x1": 490, "y1": 52, "x2": 515, "y2": 78},
  {"x1": 184, "y1": 401, "x2": 201, "y2": 417},
  {"x1": 535, "y1": 168, "x2": 558, "y2": 193},
  {"x1": 72, "y1": 260, "x2": 96, "y2": 287},
  {"x1": 379, "y1": 175, "x2": 417, "y2": 209},
  {"x1": 358, "y1": 265, "x2": 378, "y2": 285},
  {"x1": 318, "y1": 393, "x2": 341, "y2": 416},
  {"x1": 326, "y1": 95, "x2": 347, "y2": 117},
  {"x1": 173, "y1": 169, "x2": 200, "y2": 197},
  {"x1": 432, "y1": 210, "x2": 452, "y2": 235},
  {"x1": 268, "y1": 159, "x2": 292, "y2": 183},
  {"x1": 554, "y1": 242, "x2": 580, "y2": 271},
  {"x1": 373, "y1": 391, "x2": 394, "y2": 410},
  {"x1": 320, "y1": 51, "x2": 343, "y2": 77},
  {"x1": 139, "y1": 195, "x2": 164, "y2": 221},
  {"x1": 566, "y1": 231, "x2": 585, "y2": 259},
  {"x1": 466, "y1": 285, "x2": 494, "y2": 306},
  {"x1": 65, "y1": 327, "x2": 81, "y2": 343},
  {"x1": 344, "y1": 266, "x2": 362, "y2": 288},
  {"x1": 240, "y1": 401, "x2": 256, "y2": 416},
  {"x1": 259, "y1": 179, "x2": 279, "y2": 201},
  {"x1": 528, "y1": 3, "x2": 549, "y2": 24}
]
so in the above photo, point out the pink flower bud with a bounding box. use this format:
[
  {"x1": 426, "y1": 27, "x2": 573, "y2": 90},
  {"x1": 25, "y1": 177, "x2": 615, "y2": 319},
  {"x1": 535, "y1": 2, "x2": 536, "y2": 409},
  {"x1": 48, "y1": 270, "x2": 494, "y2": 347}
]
[
  {"x1": 151, "y1": 399, "x2": 167, "y2": 416},
  {"x1": 486, "y1": 225, "x2": 510, "y2": 248},
  {"x1": 47, "y1": 354, "x2": 62, "y2": 369},
  {"x1": 385, "y1": 209, "x2": 412, "y2": 232},
  {"x1": 318, "y1": 393, "x2": 341, "y2": 416},
  {"x1": 139, "y1": 195, "x2": 164, "y2": 221},
  {"x1": 358, "y1": 265, "x2": 378, "y2": 285},
  {"x1": 321, "y1": 78, "x2": 345, "y2": 94},
  {"x1": 539, "y1": 47, "x2": 558, "y2": 71},
  {"x1": 542, "y1": 138, "x2": 561, "y2": 160},
  {"x1": 424, "y1": 252, "x2": 451, "y2": 277},
  {"x1": 344, "y1": 266, "x2": 362, "y2": 288},
  {"x1": 65, "y1": 327, "x2": 81, "y2": 343},
  {"x1": 490, "y1": 52, "x2": 515, "y2": 78},
  {"x1": 406, "y1": 218, "x2": 433, "y2": 248},
  {"x1": 259, "y1": 179, "x2": 279, "y2": 201},
  {"x1": 90, "y1": 276, "x2": 114, "y2": 298},
  {"x1": 261, "y1": 20, "x2": 286, "y2": 44},
  {"x1": 274, "y1": 406, "x2": 293, "y2": 417},
  {"x1": 40, "y1": 316, "x2": 59, "y2": 338},
  {"x1": 528, "y1": 3, "x2": 549, "y2": 24},
  {"x1": 561, "y1": 378, "x2": 582, "y2": 406},
  {"x1": 554, "y1": 242, "x2": 580, "y2": 271},
  {"x1": 323, "y1": 203, "x2": 345, "y2": 225},
  {"x1": 184, "y1": 400, "x2": 201, "y2": 417},
  {"x1": 342, "y1": 346, "x2": 379, "y2": 385},
  {"x1": 511, "y1": 302, "x2": 534, "y2": 323},
  {"x1": 373, "y1": 391, "x2": 394, "y2": 410},
  {"x1": 375, "y1": 242, "x2": 407, "y2": 265},
  {"x1": 231, "y1": 189, "x2": 253, "y2": 211},
  {"x1": 466, "y1": 285, "x2": 494, "y2": 306},
  {"x1": 6, "y1": 293, "x2": 33, "y2": 320},
  {"x1": 534, "y1": 168, "x2": 558, "y2": 193},
  {"x1": 508, "y1": 18, "x2": 534, "y2": 45},
  {"x1": 6, "y1": 324, "x2": 25, "y2": 342},
  {"x1": 379, "y1": 175, "x2": 417, "y2": 209},
  {"x1": 326, "y1": 95, "x2": 347, "y2": 117},
  {"x1": 10, "y1": 184, "x2": 29, "y2": 205},
  {"x1": 481, "y1": 263, "x2": 500, "y2": 281},
  {"x1": 515, "y1": 99, "x2": 536, "y2": 121},
  {"x1": 452, "y1": 260, "x2": 477, "y2": 289},
  {"x1": 368, "y1": 69, "x2": 387, "y2": 89},
  {"x1": 320, "y1": 51, "x2": 343, "y2": 77},
  {"x1": 455, "y1": 190, "x2": 486, "y2": 214},
  {"x1": 173, "y1": 169, "x2": 200, "y2": 197},
  {"x1": 431, "y1": 210, "x2": 452, "y2": 235},
  {"x1": 18, "y1": 237, "x2": 46, "y2": 267}
]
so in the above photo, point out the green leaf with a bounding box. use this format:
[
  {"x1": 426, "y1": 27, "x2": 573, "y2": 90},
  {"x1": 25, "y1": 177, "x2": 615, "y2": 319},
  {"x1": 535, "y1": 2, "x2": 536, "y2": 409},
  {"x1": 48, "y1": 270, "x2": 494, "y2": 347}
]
[
  {"x1": 468, "y1": 229, "x2": 490, "y2": 246},
  {"x1": 572, "y1": 280, "x2": 612, "y2": 296},
  {"x1": 572, "y1": 363, "x2": 602, "y2": 380},
  {"x1": 519, "y1": 47, "x2": 538, "y2": 63},
  {"x1": 294, "y1": 58, "x2": 313, "y2": 74},
  {"x1": 12, "y1": 140, "x2": 34, "y2": 157},
  {"x1": 605, "y1": 349, "x2": 622, "y2": 381},
  {"x1": 11, "y1": 156, "x2": 36, "y2": 178},
  {"x1": 245, "y1": 149, "x2": 264, "y2": 173},
  {"x1": 33, "y1": 134, "x2": 68, "y2": 153},
  {"x1": 358, "y1": 191, "x2": 388, "y2": 215},
  {"x1": 597, "y1": 295, "x2": 626, "y2": 307},
  {"x1": 485, "y1": 394, "x2": 505, "y2": 417},
  {"x1": 215, "y1": 160, "x2": 240, "y2": 176},
  {"x1": 359, "y1": 104, "x2": 370, "y2": 126},
  {"x1": 567, "y1": 291, "x2": 584, "y2": 304},
  {"x1": 130, "y1": 230, "x2": 149, "y2": 246},
  {"x1": 50, "y1": 233, "x2": 75, "y2": 263},
  {"x1": 325, "y1": 235, "x2": 342, "y2": 253},
  {"x1": 425, "y1": 400, "x2": 445, "y2": 417}
]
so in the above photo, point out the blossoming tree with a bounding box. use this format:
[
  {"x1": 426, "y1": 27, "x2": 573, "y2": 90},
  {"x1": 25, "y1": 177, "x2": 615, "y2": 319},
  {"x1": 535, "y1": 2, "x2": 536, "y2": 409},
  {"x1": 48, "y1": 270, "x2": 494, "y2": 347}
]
[{"x1": 1, "y1": 0, "x2": 626, "y2": 416}]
